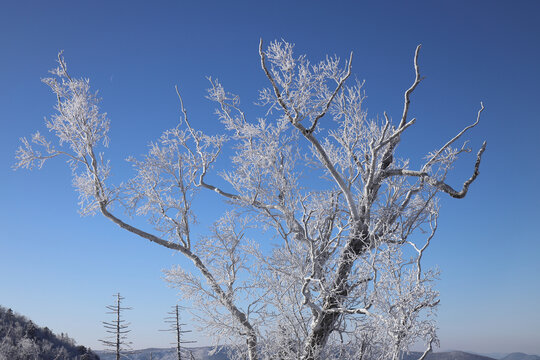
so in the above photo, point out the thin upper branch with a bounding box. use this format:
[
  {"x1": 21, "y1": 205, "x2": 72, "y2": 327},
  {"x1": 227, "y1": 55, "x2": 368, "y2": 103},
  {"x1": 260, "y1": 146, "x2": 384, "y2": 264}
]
[
  {"x1": 399, "y1": 44, "x2": 423, "y2": 129},
  {"x1": 258, "y1": 39, "x2": 296, "y2": 123},
  {"x1": 377, "y1": 45, "x2": 423, "y2": 174},
  {"x1": 306, "y1": 52, "x2": 353, "y2": 134},
  {"x1": 259, "y1": 38, "x2": 360, "y2": 222},
  {"x1": 384, "y1": 140, "x2": 486, "y2": 198},
  {"x1": 422, "y1": 103, "x2": 485, "y2": 172}
]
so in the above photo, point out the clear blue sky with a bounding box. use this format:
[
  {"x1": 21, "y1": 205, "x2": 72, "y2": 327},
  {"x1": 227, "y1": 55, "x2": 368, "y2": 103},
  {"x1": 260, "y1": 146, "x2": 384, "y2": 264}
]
[{"x1": 1, "y1": 0, "x2": 539, "y2": 354}]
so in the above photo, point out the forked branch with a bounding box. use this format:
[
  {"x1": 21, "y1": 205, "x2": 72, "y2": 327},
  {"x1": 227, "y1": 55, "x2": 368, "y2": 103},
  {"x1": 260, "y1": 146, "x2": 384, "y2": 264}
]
[{"x1": 307, "y1": 51, "x2": 353, "y2": 134}]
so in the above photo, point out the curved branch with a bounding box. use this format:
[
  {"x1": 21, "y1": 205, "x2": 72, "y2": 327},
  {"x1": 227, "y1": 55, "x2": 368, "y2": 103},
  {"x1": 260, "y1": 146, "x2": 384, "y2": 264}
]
[
  {"x1": 379, "y1": 45, "x2": 423, "y2": 172},
  {"x1": 422, "y1": 102, "x2": 485, "y2": 172},
  {"x1": 383, "y1": 141, "x2": 487, "y2": 199},
  {"x1": 427, "y1": 141, "x2": 486, "y2": 198},
  {"x1": 99, "y1": 202, "x2": 184, "y2": 251},
  {"x1": 98, "y1": 202, "x2": 258, "y2": 359},
  {"x1": 399, "y1": 44, "x2": 423, "y2": 129},
  {"x1": 417, "y1": 335, "x2": 436, "y2": 360}
]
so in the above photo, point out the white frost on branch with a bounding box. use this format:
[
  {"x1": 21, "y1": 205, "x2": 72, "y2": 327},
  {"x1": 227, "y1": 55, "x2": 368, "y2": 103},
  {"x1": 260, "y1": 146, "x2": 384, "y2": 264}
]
[{"x1": 16, "y1": 41, "x2": 486, "y2": 360}]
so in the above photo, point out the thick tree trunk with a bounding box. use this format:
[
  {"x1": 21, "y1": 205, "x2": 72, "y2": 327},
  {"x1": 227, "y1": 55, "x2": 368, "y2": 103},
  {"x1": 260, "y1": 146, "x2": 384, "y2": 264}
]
[
  {"x1": 247, "y1": 332, "x2": 258, "y2": 360},
  {"x1": 301, "y1": 225, "x2": 370, "y2": 360}
]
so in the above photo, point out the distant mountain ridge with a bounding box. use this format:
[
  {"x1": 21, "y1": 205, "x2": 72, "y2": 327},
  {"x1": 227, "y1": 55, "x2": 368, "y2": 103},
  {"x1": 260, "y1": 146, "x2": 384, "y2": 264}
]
[
  {"x1": 96, "y1": 346, "x2": 229, "y2": 360},
  {"x1": 501, "y1": 353, "x2": 540, "y2": 360},
  {"x1": 2, "y1": 304, "x2": 537, "y2": 360},
  {"x1": 401, "y1": 351, "x2": 496, "y2": 360},
  {"x1": 96, "y1": 347, "x2": 540, "y2": 360}
]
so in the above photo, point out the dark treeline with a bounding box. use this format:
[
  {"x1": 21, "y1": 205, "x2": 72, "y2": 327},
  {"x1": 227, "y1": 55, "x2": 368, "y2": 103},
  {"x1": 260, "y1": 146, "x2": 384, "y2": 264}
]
[{"x1": 0, "y1": 305, "x2": 100, "y2": 359}]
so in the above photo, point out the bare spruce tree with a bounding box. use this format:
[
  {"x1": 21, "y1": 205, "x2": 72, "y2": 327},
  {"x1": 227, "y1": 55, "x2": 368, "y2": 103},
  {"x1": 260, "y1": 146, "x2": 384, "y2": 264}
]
[
  {"x1": 100, "y1": 293, "x2": 132, "y2": 360},
  {"x1": 16, "y1": 41, "x2": 485, "y2": 360},
  {"x1": 161, "y1": 305, "x2": 196, "y2": 360}
]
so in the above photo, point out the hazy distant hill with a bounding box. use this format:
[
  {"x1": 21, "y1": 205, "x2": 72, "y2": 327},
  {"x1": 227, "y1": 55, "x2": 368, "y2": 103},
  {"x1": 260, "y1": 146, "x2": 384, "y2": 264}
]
[
  {"x1": 96, "y1": 347, "x2": 510, "y2": 360},
  {"x1": 97, "y1": 348, "x2": 540, "y2": 360},
  {"x1": 96, "y1": 346, "x2": 229, "y2": 360},
  {"x1": 501, "y1": 353, "x2": 540, "y2": 360},
  {"x1": 0, "y1": 305, "x2": 100, "y2": 360},
  {"x1": 402, "y1": 351, "x2": 496, "y2": 360}
]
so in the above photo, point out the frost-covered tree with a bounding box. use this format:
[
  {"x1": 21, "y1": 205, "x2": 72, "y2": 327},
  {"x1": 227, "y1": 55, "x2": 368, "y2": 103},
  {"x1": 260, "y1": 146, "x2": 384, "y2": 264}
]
[
  {"x1": 0, "y1": 305, "x2": 100, "y2": 360},
  {"x1": 16, "y1": 41, "x2": 485, "y2": 360}
]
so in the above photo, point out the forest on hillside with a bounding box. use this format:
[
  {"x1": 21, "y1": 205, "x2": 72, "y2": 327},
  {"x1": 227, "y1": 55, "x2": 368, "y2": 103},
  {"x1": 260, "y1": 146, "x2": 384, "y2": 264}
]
[{"x1": 0, "y1": 305, "x2": 99, "y2": 360}]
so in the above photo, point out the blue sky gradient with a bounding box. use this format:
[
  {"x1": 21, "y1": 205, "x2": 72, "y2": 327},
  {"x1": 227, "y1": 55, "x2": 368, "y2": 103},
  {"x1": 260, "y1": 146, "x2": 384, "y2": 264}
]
[{"x1": 1, "y1": 0, "x2": 539, "y2": 354}]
